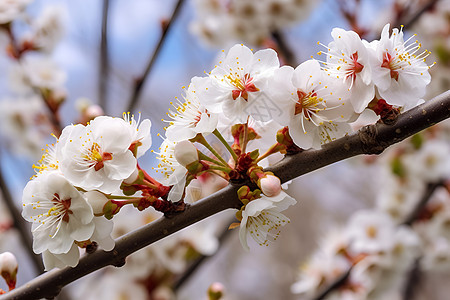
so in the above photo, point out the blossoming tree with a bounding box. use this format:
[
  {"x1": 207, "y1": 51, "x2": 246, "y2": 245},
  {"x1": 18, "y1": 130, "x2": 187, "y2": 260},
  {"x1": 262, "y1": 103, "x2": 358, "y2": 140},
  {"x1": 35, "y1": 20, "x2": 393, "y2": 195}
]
[{"x1": 0, "y1": 0, "x2": 449, "y2": 299}]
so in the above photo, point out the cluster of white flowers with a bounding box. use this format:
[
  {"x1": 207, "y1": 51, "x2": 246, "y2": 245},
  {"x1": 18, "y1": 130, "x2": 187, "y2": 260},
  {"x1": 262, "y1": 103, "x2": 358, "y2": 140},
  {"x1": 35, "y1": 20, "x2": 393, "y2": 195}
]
[
  {"x1": 0, "y1": 3, "x2": 67, "y2": 158},
  {"x1": 190, "y1": 0, "x2": 317, "y2": 47},
  {"x1": 71, "y1": 206, "x2": 222, "y2": 300},
  {"x1": 291, "y1": 120, "x2": 450, "y2": 298},
  {"x1": 0, "y1": 0, "x2": 31, "y2": 25},
  {"x1": 375, "y1": 122, "x2": 450, "y2": 274},
  {"x1": 155, "y1": 23, "x2": 433, "y2": 252},
  {"x1": 291, "y1": 210, "x2": 421, "y2": 299},
  {"x1": 21, "y1": 114, "x2": 152, "y2": 270}
]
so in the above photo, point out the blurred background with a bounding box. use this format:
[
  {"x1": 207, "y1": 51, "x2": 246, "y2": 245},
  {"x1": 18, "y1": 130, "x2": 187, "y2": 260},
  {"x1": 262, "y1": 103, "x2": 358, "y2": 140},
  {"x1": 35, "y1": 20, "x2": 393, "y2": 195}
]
[{"x1": 0, "y1": 0, "x2": 449, "y2": 299}]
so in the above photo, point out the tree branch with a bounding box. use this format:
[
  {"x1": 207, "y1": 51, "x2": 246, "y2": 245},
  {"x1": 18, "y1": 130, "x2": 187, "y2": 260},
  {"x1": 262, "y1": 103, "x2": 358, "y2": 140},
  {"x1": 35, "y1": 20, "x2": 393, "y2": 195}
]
[
  {"x1": 393, "y1": 0, "x2": 439, "y2": 30},
  {"x1": 98, "y1": 0, "x2": 110, "y2": 112},
  {"x1": 271, "y1": 30, "x2": 296, "y2": 67},
  {"x1": 126, "y1": 0, "x2": 185, "y2": 113},
  {"x1": 2, "y1": 90, "x2": 449, "y2": 300}
]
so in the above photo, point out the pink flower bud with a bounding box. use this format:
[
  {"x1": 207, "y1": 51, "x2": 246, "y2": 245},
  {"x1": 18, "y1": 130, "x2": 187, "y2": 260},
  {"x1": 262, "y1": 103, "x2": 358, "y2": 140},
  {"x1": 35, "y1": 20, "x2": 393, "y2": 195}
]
[
  {"x1": 208, "y1": 282, "x2": 225, "y2": 300},
  {"x1": 85, "y1": 191, "x2": 109, "y2": 215},
  {"x1": 174, "y1": 140, "x2": 199, "y2": 167},
  {"x1": 259, "y1": 175, "x2": 281, "y2": 197},
  {"x1": 0, "y1": 252, "x2": 18, "y2": 291}
]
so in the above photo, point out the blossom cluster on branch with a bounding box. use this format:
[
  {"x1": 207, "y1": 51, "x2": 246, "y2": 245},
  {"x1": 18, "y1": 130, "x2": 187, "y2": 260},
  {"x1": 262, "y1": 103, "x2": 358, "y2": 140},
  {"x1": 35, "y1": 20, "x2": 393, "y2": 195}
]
[{"x1": 12, "y1": 21, "x2": 436, "y2": 296}]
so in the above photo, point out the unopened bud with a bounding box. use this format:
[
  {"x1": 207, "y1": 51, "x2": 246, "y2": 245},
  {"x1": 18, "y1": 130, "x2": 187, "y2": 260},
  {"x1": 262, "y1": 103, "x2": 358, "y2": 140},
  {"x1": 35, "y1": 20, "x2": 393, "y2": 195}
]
[
  {"x1": 174, "y1": 140, "x2": 199, "y2": 167},
  {"x1": 208, "y1": 282, "x2": 225, "y2": 300},
  {"x1": 85, "y1": 105, "x2": 104, "y2": 120},
  {"x1": 259, "y1": 174, "x2": 281, "y2": 197},
  {"x1": 0, "y1": 252, "x2": 18, "y2": 291},
  {"x1": 85, "y1": 191, "x2": 109, "y2": 215},
  {"x1": 123, "y1": 167, "x2": 139, "y2": 184}
]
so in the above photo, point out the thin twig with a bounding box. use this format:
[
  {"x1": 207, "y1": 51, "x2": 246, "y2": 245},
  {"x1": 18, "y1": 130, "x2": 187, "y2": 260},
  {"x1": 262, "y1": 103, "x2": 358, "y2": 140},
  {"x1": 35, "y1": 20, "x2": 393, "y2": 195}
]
[
  {"x1": 2, "y1": 90, "x2": 449, "y2": 300},
  {"x1": 99, "y1": 0, "x2": 110, "y2": 112},
  {"x1": 126, "y1": 0, "x2": 185, "y2": 113},
  {"x1": 0, "y1": 166, "x2": 44, "y2": 273},
  {"x1": 271, "y1": 30, "x2": 296, "y2": 67},
  {"x1": 403, "y1": 258, "x2": 421, "y2": 300},
  {"x1": 403, "y1": 182, "x2": 443, "y2": 226},
  {"x1": 314, "y1": 268, "x2": 352, "y2": 300},
  {"x1": 394, "y1": 0, "x2": 439, "y2": 30}
]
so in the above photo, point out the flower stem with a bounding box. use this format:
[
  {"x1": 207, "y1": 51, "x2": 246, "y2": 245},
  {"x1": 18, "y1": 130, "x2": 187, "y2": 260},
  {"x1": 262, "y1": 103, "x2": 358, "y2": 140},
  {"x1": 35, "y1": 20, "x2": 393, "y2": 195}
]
[
  {"x1": 213, "y1": 129, "x2": 238, "y2": 162},
  {"x1": 198, "y1": 152, "x2": 230, "y2": 169},
  {"x1": 241, "y1": 118, "x2": 249, "y2": 154},
  {"x1": 256, "y1": 143, "x2": 285, "y2": 163},
  {"x1": 195, "y1": 134, "x2": 229, "y2": 167}
]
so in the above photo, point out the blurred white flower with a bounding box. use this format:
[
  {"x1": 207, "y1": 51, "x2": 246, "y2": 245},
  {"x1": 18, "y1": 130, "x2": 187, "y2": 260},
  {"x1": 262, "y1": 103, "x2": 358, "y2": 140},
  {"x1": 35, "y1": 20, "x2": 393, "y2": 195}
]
[
  {"x1": 0, "y1": 0, "x2": 31, "y2": 24},
  {"x1": 404, "y1": 139, "x2": 450, "y2": 182},
  {"x1": 346, "y1": 210, "x2": 396, "y2": 254},
  {"x1": 28, "y1": 5, "x2": 65, "y2": 52},
  {"x1": 291, "y1": 250, "x2": 351, "y2": 296},
  {"x1": 12, "y1": 56, "x2": 67, "y2": 91},
  {"x1": 0, "y1": 95, "x2": 49, "y2": 159}
]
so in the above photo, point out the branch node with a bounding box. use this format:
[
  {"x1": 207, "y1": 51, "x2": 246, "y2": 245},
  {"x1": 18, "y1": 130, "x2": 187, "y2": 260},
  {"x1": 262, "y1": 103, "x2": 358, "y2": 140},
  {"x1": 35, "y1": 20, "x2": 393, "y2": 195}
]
[
  {"x1": 86, "y1": 242, "x2": 98, "y2": 254},
  {"x1": 359, "y1": 125, "x2": 386, "y2": 154}
]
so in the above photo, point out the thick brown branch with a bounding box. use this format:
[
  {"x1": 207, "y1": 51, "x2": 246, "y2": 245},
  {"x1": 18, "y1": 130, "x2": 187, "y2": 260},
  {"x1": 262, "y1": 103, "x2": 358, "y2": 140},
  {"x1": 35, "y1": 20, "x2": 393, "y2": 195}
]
[
  {"x1": 126, "y1": 0, "x2": 185, "y2": 113},
  {"x1": 2, "y1": 90, "x2": 450, "y2": 300}
]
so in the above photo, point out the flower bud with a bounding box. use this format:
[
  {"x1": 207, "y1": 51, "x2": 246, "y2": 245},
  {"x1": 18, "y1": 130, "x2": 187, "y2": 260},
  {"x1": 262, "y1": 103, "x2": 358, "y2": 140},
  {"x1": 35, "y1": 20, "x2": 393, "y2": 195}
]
[
  {"x1": 208, "y1": 282, "x2": 225, "y2": 300},
  {"x1": 0, "y1": 252, "x2": 18, "y2": 291},
  {"x1": 123, "y1": 167, "x2": 139, "y2": 184},
  {"x1": 174, "y1": 140, "x2": 199, "y2": 167},
  {"x1": 259, "y1": 174, "x2": 281, "y2": 197},
  {"x1": 85, "y1": 105, "x2": 104, "y2": 120},
  {"x1": 85, "y1": 191, "x2": 109, "y2": 215}
]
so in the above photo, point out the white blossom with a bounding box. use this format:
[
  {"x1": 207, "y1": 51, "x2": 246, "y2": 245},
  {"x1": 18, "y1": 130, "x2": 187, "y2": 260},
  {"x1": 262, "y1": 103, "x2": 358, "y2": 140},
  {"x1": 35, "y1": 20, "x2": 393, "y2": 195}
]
[
  {"x1": 57, "y1": 117, "x2": 137, "y2": 194},
  {"x1": 268, "y1": 60, "x2": 354, "y2": 149},
  {"x1": 370, "y1": 24, "x2": 432, "y2": 107},
  {"x1": 174, "y1": 140, "x2": 199, "y2": 167},
  {"x1": 22, "y1": 172, "x2": 95, "y2": 255},
  {"x1": 196, "y1": 44, "x2": 280, "y2": 123},
  {"x1": 165, "y1": 78, "x2": 218, "y2": 142},
  {"x1": 153, "y1": 138, "x2": 187, "y2": 202},
  {"x1": 319, "y1": 27, "x2": 375, "y2": 113},
  {"x1": 239, "y1": 190, "x2": 296, "y2": 251},
  {"x1": 122, "y1": 112, "x2": 152, "y2": 158}
]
